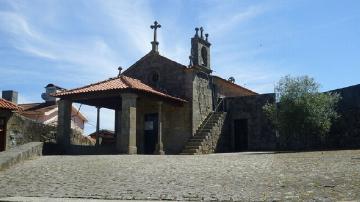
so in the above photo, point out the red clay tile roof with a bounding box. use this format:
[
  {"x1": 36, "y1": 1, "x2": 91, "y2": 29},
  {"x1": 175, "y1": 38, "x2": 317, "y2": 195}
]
[
  {"x1": 20, "y1": 103, "x2": 57, "y2": 114},
  {"x1": 54, "y1": 75, "x2": 187, "y2": 103},
  {"x1": 0, "y1": 98, "x2": 22, "y2": 111},
  {"x1": 212, "y1": 75, "x2": 258, "y2": 95},
  {"x1": 19, "y1": 102, "x2": 87, "y2": 121}
]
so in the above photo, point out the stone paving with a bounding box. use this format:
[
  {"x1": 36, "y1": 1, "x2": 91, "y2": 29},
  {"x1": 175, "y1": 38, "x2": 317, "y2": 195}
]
[{"x1": 0, "y1": 150, "x2": 360, "y2": 201}]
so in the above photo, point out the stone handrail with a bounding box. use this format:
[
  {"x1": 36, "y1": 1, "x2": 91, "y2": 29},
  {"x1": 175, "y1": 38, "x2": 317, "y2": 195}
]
[
  {"x1": 0, "y1": 142, "x2": 43, "y2": 171},
  {"x1": 196, "y1": 98, "x2": 224, "y2": 134}
]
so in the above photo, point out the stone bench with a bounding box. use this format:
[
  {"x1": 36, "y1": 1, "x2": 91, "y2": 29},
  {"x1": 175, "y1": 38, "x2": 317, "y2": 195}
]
[{"x1": 0, "y1": 142, "x2": 43, "y2": 171}]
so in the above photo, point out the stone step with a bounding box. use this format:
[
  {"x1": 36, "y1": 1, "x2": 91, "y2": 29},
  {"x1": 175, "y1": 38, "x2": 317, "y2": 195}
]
[
  {"x1": 182, "y1": 148, "x2": 198, "y2": 153},
  {"x1": 187, "y1": 141, "x2": 203, "y2": 146},
  {"x1": 188, "y1": 139, "x2": 204, "y2": 143},
  {"x1": 202, "y1": 115, "x2": 223, "y2": 122},
  {"x1": 205, "y1": 117, "x2": 222, "y2": 122},
  {"x1": 197, "y1": 125, "x2": 217, "y2": 130},
  {"x1": 192, "y1": 135, "x2": 209, "y2": 140},
  {"x1": 184, "y1": 145, "x2": 201, "y2": 150},
  {"x1": 197, "y1": 128, "x2": 212, "y2": 133},
  {"x1": 190, "y1": 136, "x2": 208, "y2": 141},
  {"x1": 180, "y1": 112, "x2": 227, "y2": 155},
  {"x1": 195, "y1": 131, "x2": 210, "y2": 135},
  {"x1": 200, "y1": 120, "x2": 219, "y2": 126},
  {"x1": 194, "y1": 135, "x2": 209, "y2": 139},
  {"x1": 200, "y1": 122, "x2": 218, "y2": 126},
  {"x1": 189, "y1": 139, "x2": 206, "y2": 143}
]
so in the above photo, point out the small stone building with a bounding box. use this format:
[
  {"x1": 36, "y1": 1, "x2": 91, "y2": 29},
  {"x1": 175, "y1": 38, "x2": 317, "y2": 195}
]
[
  {"x1": 54, "y1": 23, "x2": 276, "y2": 155},
  {"x1": 0, "y1": 98, "x2": 22, "y2": 151},
  {"x1": 0, "y1": 87, "x2": 91, "y2": 152}
]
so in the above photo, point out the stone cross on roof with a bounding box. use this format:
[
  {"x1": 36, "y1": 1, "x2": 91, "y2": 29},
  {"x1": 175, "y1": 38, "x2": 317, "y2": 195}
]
[{"x1": 150, "y1": 21, "x2": 161, "y2": 53}]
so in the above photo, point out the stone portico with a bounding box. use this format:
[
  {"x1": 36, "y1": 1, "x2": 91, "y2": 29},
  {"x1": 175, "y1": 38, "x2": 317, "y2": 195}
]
[{"x1": 55, "y1": 76, "x2": 186, "y2": 154}]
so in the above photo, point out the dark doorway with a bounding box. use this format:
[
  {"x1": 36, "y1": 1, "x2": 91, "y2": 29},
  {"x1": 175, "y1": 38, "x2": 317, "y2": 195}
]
[
  {"x1": 234, "y1": 119, "x2": 248, "y2": 151},
  {"x1": 144, "y1": 113, "x2": 158, "y2": 154},
  {"x1": 0, "y1": 118, "x2": 6, "y2": 152}
]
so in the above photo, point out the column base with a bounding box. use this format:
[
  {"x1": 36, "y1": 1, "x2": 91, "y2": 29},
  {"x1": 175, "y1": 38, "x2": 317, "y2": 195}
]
[
  {"x1": 155, "y1": 150, "x2": 165, "y2": 155},
  {"x1": 128, "y1": 146, "x2": 137, "y2": 154},
  {"x1": 155, "y1": 144, "x2": 165, "y2": 155}
]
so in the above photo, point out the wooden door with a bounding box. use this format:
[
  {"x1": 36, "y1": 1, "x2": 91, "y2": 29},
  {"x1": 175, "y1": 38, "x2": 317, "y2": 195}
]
[
  {"x1": 234, "y1": 119, "x2": 248, "y2": 151},
  {"x1": 144, "y1": 113, "x2": 158, "y2": 154}
]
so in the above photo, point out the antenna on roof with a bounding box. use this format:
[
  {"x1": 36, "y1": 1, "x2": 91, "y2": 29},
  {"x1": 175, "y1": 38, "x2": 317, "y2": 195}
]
[
  {"x1": 118, "y1": 66, "x2": 123, "y2": 76},
  {"x1": 228, "y1": 77, "x2": 235, "y2": 83}
]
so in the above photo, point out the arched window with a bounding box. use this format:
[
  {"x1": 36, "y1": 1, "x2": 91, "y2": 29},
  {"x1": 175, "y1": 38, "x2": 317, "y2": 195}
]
[
  {"x1": 201, "y1": 46, "x2": 208, "y2": 66},
  {"x1": 149, "y1": 71, "x2": 160, "y2": 88},
  {"x1": 152, "y1": 72, "x2": 159, "y2": 83}
]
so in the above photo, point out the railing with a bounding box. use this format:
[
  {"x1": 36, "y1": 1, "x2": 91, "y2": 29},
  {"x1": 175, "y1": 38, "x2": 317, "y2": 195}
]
[{"x1": 196, "y1": 98, "x2": 225, "y2": 135}]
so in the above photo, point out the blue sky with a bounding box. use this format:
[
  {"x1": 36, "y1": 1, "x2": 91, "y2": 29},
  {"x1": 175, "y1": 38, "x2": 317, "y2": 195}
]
[{"x1": 0, "y1": 0, "x2": 359, "y2": 134}]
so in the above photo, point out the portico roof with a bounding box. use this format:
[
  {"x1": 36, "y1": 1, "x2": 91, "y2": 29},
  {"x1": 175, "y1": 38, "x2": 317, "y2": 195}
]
[{"x1": 54, "y1": 75, "x2": 187, "y2": 104}]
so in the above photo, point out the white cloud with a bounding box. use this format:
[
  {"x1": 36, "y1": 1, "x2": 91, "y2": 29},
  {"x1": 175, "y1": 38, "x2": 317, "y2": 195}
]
[
  {"x1": 201, "y1": 4, "x2": 269, "y2": 38},
  {"x1": 199, "y1": 2, "x2": 284, "y2": 93},
  {"x1": 0, "y1": 9, "x2": 120, "y2": 82},
  {"x1": 96, "y1": 0, "x2": 155, "y2": 56}
]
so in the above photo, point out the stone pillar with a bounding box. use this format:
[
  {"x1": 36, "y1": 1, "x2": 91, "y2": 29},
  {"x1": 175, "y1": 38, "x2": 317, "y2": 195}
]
[
  {"x1": 95, "y1": 107, "x2": 101, "y2": 147},
  {"x1": 115, "y1": 109, "x2": 121, "y2": 150},
  {"x1": 57, "y1": 99, "x2": 72, "y2": 149},
  {"x1": 156, "y1": 101, "x2": 164, "y2": 154},
  {"x1": 118, "y1": 93, "x2": 137, "y2": 154}
]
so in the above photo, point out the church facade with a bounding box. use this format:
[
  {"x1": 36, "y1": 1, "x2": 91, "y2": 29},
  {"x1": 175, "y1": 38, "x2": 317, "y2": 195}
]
[{"x1": 55, "y1": 22, "x2": 276, "y2": 154}]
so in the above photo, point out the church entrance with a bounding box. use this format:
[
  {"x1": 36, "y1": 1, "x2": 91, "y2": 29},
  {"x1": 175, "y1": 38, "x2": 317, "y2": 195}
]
[
  {"x1": 234, "y1": 119, "x2": 248, "y2": 151},
  {"x1": 0, "y1": 118, "x2": 6, "y2": 152},
  {"x1": 144, "y1": 113, "x2": 158, "y2": 154}
]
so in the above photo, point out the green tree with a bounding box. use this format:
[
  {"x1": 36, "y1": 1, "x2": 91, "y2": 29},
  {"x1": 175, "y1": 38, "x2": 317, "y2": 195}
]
[{"x1": 263, "y1": 75, "x2": 341, "y2": 149}]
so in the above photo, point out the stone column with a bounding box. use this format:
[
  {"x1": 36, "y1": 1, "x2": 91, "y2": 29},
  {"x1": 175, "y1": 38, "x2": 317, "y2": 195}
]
[
  {"x1": 155, "y1": 101, "x2": 165, "y2": 154},
  {"x1": 95, "y1": 107, "x2": 101, "y2": 147},
  {"x1": 57, "y1": 99, "x2": 72, "y2": 149},
  {"x1": 118, "y1": 93, "x2": 137, "y2": 154},
  {"x1": 115, "y1": 109, "x2": 121, "y2": 151}
]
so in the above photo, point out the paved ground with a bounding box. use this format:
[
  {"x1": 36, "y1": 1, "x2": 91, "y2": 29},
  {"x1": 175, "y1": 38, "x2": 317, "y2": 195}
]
[{"x1": 0, "y1": 150, "x2": 360, "y2": 201}]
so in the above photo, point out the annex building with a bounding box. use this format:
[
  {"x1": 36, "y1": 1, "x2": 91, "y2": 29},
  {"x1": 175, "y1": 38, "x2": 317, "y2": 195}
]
[{"x1": 54, "y1": 22, "x2": 277, "y2": 155}]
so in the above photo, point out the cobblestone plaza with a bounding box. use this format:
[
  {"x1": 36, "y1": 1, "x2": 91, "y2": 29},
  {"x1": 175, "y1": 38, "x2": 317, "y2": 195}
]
[{"x1": 0, "y1": 150, "x2": 360, "y2": 201}]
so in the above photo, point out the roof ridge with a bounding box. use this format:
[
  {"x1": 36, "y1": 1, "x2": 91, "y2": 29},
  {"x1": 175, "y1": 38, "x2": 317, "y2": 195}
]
[
  {"x1": 123, "y1": 51, "x2": 187, "y2": 74},
  {"x1": 54, "y1": 75, "x2": 187, "y2": 103},
  {"x1": 18, "y1": 102, "x2": 43, "y2": 106},
  {"x1": 212, "y1": 75, "x2": 258, "y2": 94},
  {"x1": 55, "y1": 76, "x2": 120, "y2": 96}
]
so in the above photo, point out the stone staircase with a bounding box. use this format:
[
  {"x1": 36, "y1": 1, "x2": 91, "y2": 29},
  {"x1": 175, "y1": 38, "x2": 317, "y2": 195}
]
[{"x1": 180, "y1": 112, "x2": 227, "y2": 155}]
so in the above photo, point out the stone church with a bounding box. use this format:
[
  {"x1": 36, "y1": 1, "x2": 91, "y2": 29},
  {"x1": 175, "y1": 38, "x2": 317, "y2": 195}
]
[{"x1": 54, "y1": 22, "x2": 276, "y2": 155}]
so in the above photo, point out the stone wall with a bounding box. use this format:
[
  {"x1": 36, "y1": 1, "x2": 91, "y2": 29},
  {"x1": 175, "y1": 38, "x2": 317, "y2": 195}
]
[
  {"x1": 0, "y1": 142, "x2": 43, "y2": 171},
  {"x1": 192, "y1": 71, "x2": 213, "y2": 134},
  {"x1": 136, "y1": 97, "x2": 192, "y2": 154},
  {"x1": 0, "y1": 111, "x2": 93, "y2": 151},
  {"x1": 123, "y1": 52, "x2": 193, "y2": 100},
  {"x1": 327, "y1": 84, "x2": 360, "y2": 148},
  {"x1": 224, "y1": 94, "x2": 276, "y2": 151}
]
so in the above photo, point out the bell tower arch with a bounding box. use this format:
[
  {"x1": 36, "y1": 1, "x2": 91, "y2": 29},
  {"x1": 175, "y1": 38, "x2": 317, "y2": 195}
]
[{"x1": 190, "y1": 27, "x2": 211, "y2": 73}]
